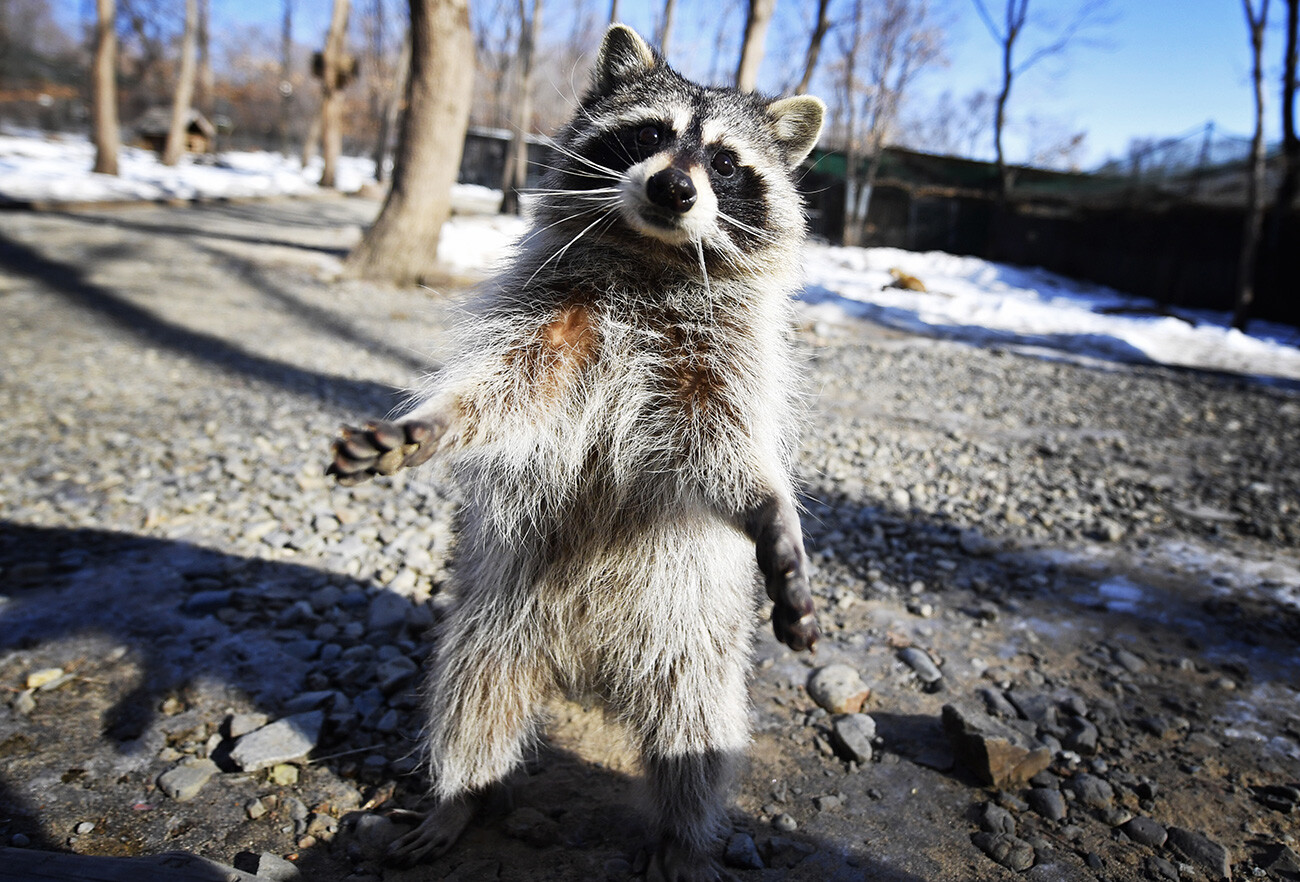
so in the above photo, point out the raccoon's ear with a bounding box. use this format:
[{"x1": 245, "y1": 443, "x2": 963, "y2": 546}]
[
  {"x1": 593, "y1": 25, "x2": 658, "y2": 93},
  {"x1": 766, "y1": 96, "x2": 826, "y2": 168}
]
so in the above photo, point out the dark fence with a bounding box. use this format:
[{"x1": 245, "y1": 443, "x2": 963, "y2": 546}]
[{"x1": 801, "y1": 177, "x2": 1300, "y2": 329}]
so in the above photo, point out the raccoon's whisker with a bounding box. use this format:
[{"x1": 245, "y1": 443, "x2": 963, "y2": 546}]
[
  {"x1": 537, "y1": 136, "x2": 624, "y2": 180},
  {"x1": 693, "y1": 236, "x2": 712, "y2": 300},
  {"x1": 520, "y1": 202, "x2": 618, "y2": 246},
  {"x1": 521, "y1": 206, "x2": 618, "y2": 289},
  {"x1": 715, "y1": 210, "x2": 781, "y2": 244},
  {"x1": 530, "y1": 161, "x2": 616, "y2": 183}
]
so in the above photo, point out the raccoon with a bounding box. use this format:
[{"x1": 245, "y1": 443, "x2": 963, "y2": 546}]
[{"x1": 328, "y1": 24, "x2": 824, "y2": 881}]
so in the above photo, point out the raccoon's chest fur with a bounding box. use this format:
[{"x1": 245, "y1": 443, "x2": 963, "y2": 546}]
[{"x1": 449, "y1": 282, "x2": 792, "y2": 543}]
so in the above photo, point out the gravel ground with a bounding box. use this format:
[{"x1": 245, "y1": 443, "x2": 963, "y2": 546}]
[{"x1": 1, "y1": 196, "x2": 1298, "y2": 882}]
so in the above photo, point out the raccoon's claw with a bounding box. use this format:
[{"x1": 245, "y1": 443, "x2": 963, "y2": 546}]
[
  {"x1": 748, "y1": 496, "x2": 821, "y2": 653},
  {"x1": 326, "y1": 418, "x2": 442, "y2": 485},
  {"x1": 769, "y1": 568, "x2": 821, "y2": 652},
  {"x1": 383, "y1": 797, "x2": 477, "y2": 867}
]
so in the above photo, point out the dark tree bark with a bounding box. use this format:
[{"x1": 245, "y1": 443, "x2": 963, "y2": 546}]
[
  {"x1": 735, "y1": 0, "x2": 776, "y2": 92},
  {"x1": 500, "y1": 0, "x2": 540, "y2": 215},
  {"x1": 1234, "y1": 0, "x2": 1271, "y2": 332},
  {"x1": 1273, "y1": 0, "x2": 1298, "y2": 214},
  {"x1": 319, "y1": 0, "x2": 352, "y2": 189},
  {"x1": 92, "y1": 0, "x2": 120, "y2": 176},
  {"x1": 795, "y1": 0, "x2": 832, "y2": 96},
  {"x1": 162, "y1": 0, "x2": 199, "y2": 166},
  {"x1": 658, "y1": 0, "x2": 677, "y2": 59},
  {"x1": 344, "y1": 0, "x2": 475, "y2": 284}
]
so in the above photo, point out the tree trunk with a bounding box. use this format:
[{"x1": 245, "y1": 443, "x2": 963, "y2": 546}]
[
  {"x1": 374, "y1": 29, "x2": 411, "y2": 185},
  {"x1": 658, "y1": 0, "x2": 677, "y2": 58},
  {"x1": 343, "y1": 0, "x2": 475, "y2": 284},
  {"x1": 992, "y1": 13, "x2": 1014, "y2": 202},
  {"x1": 609, "y1": 0, "x2": 619, "y2": 23},
  {"x1": 162, "y1": 0, "x2": 199, "y2": 167},
  {"x1": 500, "y1": 0, "x2": 540, "y2": 215},
  {"x1": 1273, "y1": 0, "x2": 1299, "y2": 214},
  {"x1": 1234, "y1": 0, "x2": 1271, "y2": 332},
  {"x1": 795, "y1": 0, "x2": 832, "y2": 96},
  {"x1": 735, "y1": 0, "x2": 776, "y2": 92},
  {"x1": 279, "y1": 0, "x2": 293, "y2": 157},
  {"x1": 197, "y1": 0, "x2": 214, "y2": 118},
  {"x1": 319, "y1": 0, "x2": 352, "y2": 190},
  {"x1": 91, "y1": 0, "x2": 120, "y2": 176}
]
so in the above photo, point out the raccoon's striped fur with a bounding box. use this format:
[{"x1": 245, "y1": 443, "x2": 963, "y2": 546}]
[{"x1": 329, "y1": 25, "x2": 825, "y2": 882}]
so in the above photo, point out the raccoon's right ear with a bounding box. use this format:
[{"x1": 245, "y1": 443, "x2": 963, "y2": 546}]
[
  {"x1": 593, "y1": 25, "x2": 658, "y2": 94},
  {"x1": 766, "y1": 96, "x2": 826, "y2": 168}
]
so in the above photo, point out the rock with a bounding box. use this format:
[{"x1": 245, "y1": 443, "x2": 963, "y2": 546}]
[
  {"x1": 232, "y1": 851, "x2": 299, "y2": 881},
  {"x1": 942, "y1": 703, "x2": 1052, "y2": 787},
  {"x1": 977, "y1": 687, "x2": 1019, "y2": 719},
  {"x1": 959, "y1": 528, "x2": 997, "y2": 556},
  {"x1": 724, "y1": 832, "x2": 764, "y2": 870},
  {"x1": 1121, "y1": 816, "x2": 1167, "y2": 848},
  {"x1": 1167, "y1": 827, "x2": 1232, "y2": 880},
  {"x1": 182, "y1": 589, "x2": 234, "y2": 614},
  {"x1": 830, "y1": 713, "x2": 875, "y2": 764},
  {"x1": 245, "y1": 798, "x2": 268, "y2": 820},
  {"x1": 367, "y1": 593, "x2": 410, "y2": 634},
  {"x1": 158, "y1": 758, "x2": 220, "y2": 802},
  {"x1": 813, "y1": 794, "x2": 842, "y2": 811},
  {"x1": 1254, "y1": 784, "x2": 1300, "y2": 813},
  {"x1": 229, "y1": 712, "x2": 323, "y2": 772},
  {"x1": 74, "y1": 822, "x2": 95, "y2": 835},
  {"x1": 1027, "y1": 787, "x2": 1067, "y2": 822},
  {"x1": 25, "y1": 668, "x2": 64, "y2": 690},
  {"x1": 898, "y1": 647, "x2": 943, "y2": 687},
  {"x1": 971, "y1": 831, "x2": 1035, "y2": 871},
  {"x1": 771, "y1": 813, "x2": 797, "y2": 832},
  {"x1": 11, "y1": 690, "x2": 36, "y2": 715},
  {"x1": 269, "y1": 764, "x2": 299, "y2": 786},
  {"x1": 764, "y1": 835, "x2": 816, "y2": 869},
  {"x1": 1068, "y1": 774, "x2": 1114, "y2": 811},
  {"x1": 350, "y1": 813, "x2": 401, "y2": 860},
  {"x1": 1111, "y1": 647, "x2": 1147, "y2": 674},
  {"x1": 227, "y1": 712, "x2": 270, "y2": 739},
  {"x1": 374, "y1": 656, "x2": 419, "y2": 694},
  {"x1": 1147, "y1": 856, "x2": 1180, "y2": 881},
  {"x1": 1063, "y1": 718, "x2": 1099, "y2": 755},
  {"x1": 976, "y1": 802, "x2": 1016, "y2": 835},
  {"x1": 807, "y1": 664, "x2": 871, "y2": 714},
  {"x1": 1256, "y1": 843, "x2": 1300, "y2": 877}
]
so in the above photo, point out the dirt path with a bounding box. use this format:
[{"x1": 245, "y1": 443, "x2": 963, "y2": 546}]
[{"x1": 1, "y1": 197, "x2": 1297, "y2": 881}]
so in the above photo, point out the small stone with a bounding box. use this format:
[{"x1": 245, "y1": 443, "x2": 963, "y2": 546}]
[
  {"x1": 813, "y1": 794, "x2": 842, "y2": 811},
  {"x1": 1146, "y1": 856, "x2": 1180, "y2": 881},
  {"x1": 350, "y1": 813, "x2": 400, "y2": 860},
  {"x1": 1027, "y1": 787, "x2": 1067, "y2": 822},
  {"x1": 11, "y1": 833, "x2": 30, "y2": 847},
  {"x1": 976, "y1": 802, "x2": 1016, "y2": 835},
  {"x1": 1063, "y1": 718, "x2": 1099, "y2": 755},
  {"x1": 772, "y1": 812, "x2": 797, "y2": 832},
  {"x1": 830, "y1": 713, "x2": 876, "y2": 764},
  {"x1": 245, "y1": 798, "x2": 268, "y2": 820},
  {"x1": 971, "y1": 831, "x2": 1035, "y2": 871},
  {"x1": 1111, "y1": 647, "x2": 1147, "y2": 674},
  {"x1": 228, "y1": 712, "x2": 270, "y2": 739},
  {"x1": 269, "y1": 764, "x2": 300, "y2": 786},
  {"x1": 11, "y1": 690, "x2": 36, "y2": 715},
  {"x1": 157, "y1": 758, "x2": 220, "y2": 802},
  {"x1": 724, "y1": 832, "x2": 764, "y2": 870},
  {"x1": 898, "y1": 647, "x2": 943, "y2": 687},
  {"x1": 807, "y1": 664, "x2": 871, "y2": 714},
  {"x1": 1166, "y1": 827, "x2": 1231, "y2": 880},
  {"x1": 25, "y1": 667, "x2": 64, "y2": 690},
  {"x1": 959, "y1": 528, "x2": 997, "y2": 556},
  {"x1": 74, "y1": 822, "x2": 95, "y2": 835},
  {"x1": 942, "y1": 703, "x2": 1052, "y2": 787},
  {"x1": 242, "y1": 852, "x2": 300, "y2": 881},
  {"x1": 1121, "y1": 816, "x2": 1167, "y2": 848},
  {"x1": 229, "y1": 712, "x2": 323, "y2": 771},
  {"x1": 367, "y1": 593, "x2": 410, "y2": 634},
  {"x1": 1069, "y1": 774, "x2": 1114, "y2": 811},
  {"x1": 182, "y1": 589, "x2": 234, "y2": 615}
]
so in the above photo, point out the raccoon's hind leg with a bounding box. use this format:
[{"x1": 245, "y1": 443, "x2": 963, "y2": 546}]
[
  {"x1": 388, "y1": 579, "x2": 552, "y2": 867},
  {"x1": 744, "y1": 494, "x2": 820, "y2": 652},
  {"x1": 326, "y1": 415, "x2": 447, "y2": 485}
]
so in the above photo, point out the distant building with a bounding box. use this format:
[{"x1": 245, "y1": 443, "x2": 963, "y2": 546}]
[{"x1": 133, "y1": 107, "x2": 216, "y2": 156}]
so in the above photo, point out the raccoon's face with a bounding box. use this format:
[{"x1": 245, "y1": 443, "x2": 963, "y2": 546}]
[{"x1": 539, "y1": 26, "x2": 825, "y2": 269}]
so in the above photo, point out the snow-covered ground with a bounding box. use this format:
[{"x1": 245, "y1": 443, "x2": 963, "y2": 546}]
[{"x1": 3, "y1": 132, "x2": 1298, "y2": 385}]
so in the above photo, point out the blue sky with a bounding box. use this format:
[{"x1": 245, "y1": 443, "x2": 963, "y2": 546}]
[{"x1": 194, "y1": 0, "x2": 1288, "y2": 167}]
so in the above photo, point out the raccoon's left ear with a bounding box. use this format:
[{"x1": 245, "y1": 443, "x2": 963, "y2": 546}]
[
  {"x1": 593, "y1": 25, "x2": 658, "y2": 94},
  {"x1": 766, "y1": 96, "x2": 826, "y2": 168}
]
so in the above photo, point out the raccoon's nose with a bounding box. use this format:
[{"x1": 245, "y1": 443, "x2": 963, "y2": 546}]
[{"x1": 646, "y1": 167, "x2": 697, "y2": 214}]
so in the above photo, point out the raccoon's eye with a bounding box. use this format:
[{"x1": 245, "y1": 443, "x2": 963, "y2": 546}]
[
  {"x1": 636, "y1": 125, "x2": 662, "y2": 148},
  {"x1": 711, "y1": 150, "x2": 737, "y2": 178}
]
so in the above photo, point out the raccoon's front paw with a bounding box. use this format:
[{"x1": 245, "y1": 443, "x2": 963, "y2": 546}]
[
  {"x1": 768, "y1": 566, "x2": 821, "y2": 653},
  {"x1": 326, "y1": 418, "x2": 442, "y2": 486},
  {"x1": 648, "y1": 838, "x2": 736, "y2": 882},
  {"x1": 384, "y1": 798, "x2": 477, "y2": 867}
]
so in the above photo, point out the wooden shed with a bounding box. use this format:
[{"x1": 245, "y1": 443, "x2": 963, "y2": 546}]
[{"x1": 133, "y1": 107, "x2": 216, "y2": 156}]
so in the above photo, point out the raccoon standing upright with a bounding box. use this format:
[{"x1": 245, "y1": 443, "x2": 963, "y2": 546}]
[{"x1": 329, "y1": 24, "x2": 825, "y2": 882}]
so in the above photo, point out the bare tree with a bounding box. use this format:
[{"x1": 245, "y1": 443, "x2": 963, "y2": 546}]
[
  {"x1": 657, "y1": 0, "x2": 678, "y2": 59},
  {"x1": 1234, "y1": 0, "x2": 1271, "y2": 331},
  {"x1": 795, "y1": 0, "x2": 833, "y2": 96},
  {"x1": 374, "y1": 29, "x2": 411, "y2": 184},
  {"x1": 161, "y1": 0, "x2": 199, "y2": 166},
  {"x1": 1274, "y1": 0, "x2": 1299, "y2": 215},
  {"x1": 343, "y1": 0, "x2": 475, "y2": 284},
  {"x1": 500, "y1": 0, "x2": 541, "y2": 215},
  {"x1": 318, "y1": 0, "x2": 352, "y2": 189},
  {"x1": 735, "y1": 0, "x2": 776, "y2": 91},
  {"x1": 970, "y1": 0, "x2": 1109, "y2": 200},
  {"x1": 279, "y1": 0, "x2": 294, "y2": 156},
  {"x1": 609, "y1": 0, "x2": 618, "y2": 24},
  {"x1": 196, "y1": 0, "x2": 213, "y2": 116},
  {"x1": 92, "y1": 0, "x2": 120, "y2": 175}
]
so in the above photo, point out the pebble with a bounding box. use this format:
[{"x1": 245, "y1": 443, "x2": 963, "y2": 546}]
[
  {"x1": 25, "y1": 667, "x2": 65, "y2": 690},
  {"x1": 897, "y1": 647, "x2": 943, "y2": 688},
  {"x1": 1027, "y1": 787, "x2": 1067, "y2": 822},
  {"x1": 157, "y1": 758, "x2": 220, "y2": 802},
  {"x1": 350, "y1": 813, "x2": 401, "y2": 860},
  {"x1": 806, "y1": 664, "x2": 871, "y2": 714},
  {"x1": 229, "y1": 711, "x2": 324, "y2": 772},
  {"x1": 724, "y1": 832, "x2": 764, "y2": 870},
  {"x1": 830, "y1": 713, "x2": 876, "y2": 764},
  {"x1": 1068, "y1": 774, "x2": 1114, "y2": 811},
  {"x1": 771, "y1": 813, "x2": 797, "y2": 832},
  {"x1": 941, "y1": 703, "x2": 1052, "y2": 787},
  {"x1": 977, "y1": 802, "x2": 1016, "y2": 835},
  {"x1": 1166, "y1": 827, "x2": 1231, "y2": 880},
  {"x1": 74, "y1": 822, "x2": 95, "y2": 835},
  {"x1": 971, "y1": 831, "x2": 1035, "y2": 871},
  {"x1": 1121, "y1": 816, "x2": 1167, "y2": 848}
]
